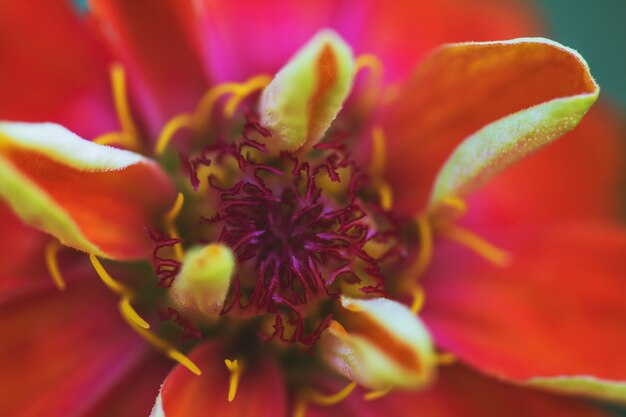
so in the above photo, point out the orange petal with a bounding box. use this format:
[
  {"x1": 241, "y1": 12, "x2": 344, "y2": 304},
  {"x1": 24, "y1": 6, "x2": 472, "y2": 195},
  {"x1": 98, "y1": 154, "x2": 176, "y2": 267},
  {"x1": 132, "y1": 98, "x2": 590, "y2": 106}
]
[
  {"x1": 381, "y1": 38, "x2": 599, "y2": 216},
  {"x1": 153, "y1": 342, "x2": 286, "y2": 417},
  {"x1": 422, "y1": 223, "x2": 626, "y2": 402},
  {"x1": 0, "y1": 122, "x2": 176, "y2": 260},
  {"x1": 0, "y1": 279, "x2": 146, "y2": 417}
]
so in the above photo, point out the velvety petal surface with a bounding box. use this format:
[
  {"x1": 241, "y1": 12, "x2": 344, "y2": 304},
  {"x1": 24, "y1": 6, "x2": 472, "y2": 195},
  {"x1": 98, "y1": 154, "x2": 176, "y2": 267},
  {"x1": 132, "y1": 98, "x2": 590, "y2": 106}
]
[
  {"x1": 305, "y1": 365, "x2": 607, "y2": 417},
  {"x1": 0, "y1": 122, "x2": 175, "y2": 259},
  {"x1": 153, "y1": 342, "x2": 286, "y2": 417},
  {"x1": 465, "y1": 105, "x2": 626, "y2": 230},
  {"x1": 0, "y1": 0, "x2": 116, "y2": 138},
  {"x1": 0, "y1": 279, "x2": 146, "y2": 417},
  {"x1": 88, "y1": 0, "x2": 208, "y2": 133},
  {"x1": 422, "y1": 223, "x2": 626, "y2": 402},
  {"x1": 381, "y1": 38, "x2": 599, "y2": 216}
]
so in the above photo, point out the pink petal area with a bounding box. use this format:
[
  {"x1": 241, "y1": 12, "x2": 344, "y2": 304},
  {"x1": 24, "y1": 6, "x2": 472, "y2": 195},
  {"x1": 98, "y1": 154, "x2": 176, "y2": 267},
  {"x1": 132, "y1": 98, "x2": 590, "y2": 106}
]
[
  {"x1": 0, "y1": 279, "x2": 147, "y2": 417},
  {"x1": 422, "y1": 223, "x2": 626, "y2": 401},
  {"x1": 88, "y1": 0, "x2": 209, "y2": 134},
  {"x1": 154, "y1": 342, "x2": 287, "y2": 417},
  {"x1": 0, "y1": 122, "x2": 176, "y2": 260},
  {"x1": 0, "y1": 0, "x2": 116, "y2": 138}
]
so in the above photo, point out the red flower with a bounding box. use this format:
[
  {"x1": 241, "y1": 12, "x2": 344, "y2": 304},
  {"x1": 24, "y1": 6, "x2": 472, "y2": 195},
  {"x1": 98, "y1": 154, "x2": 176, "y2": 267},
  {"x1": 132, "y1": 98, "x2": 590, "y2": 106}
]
[{"x1": 1, "y1": 1, "x2": 625, "y2": 417}]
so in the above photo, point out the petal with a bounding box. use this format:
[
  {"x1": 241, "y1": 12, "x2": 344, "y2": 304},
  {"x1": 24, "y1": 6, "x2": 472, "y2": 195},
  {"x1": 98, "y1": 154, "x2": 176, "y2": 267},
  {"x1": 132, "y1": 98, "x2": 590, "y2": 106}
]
[
  {"x1": 0, "y1": 0, "x2": 116, "y2": 138},
  {"x1": 87, "y1": 353, "x2": 171, "y2": 417},
  {"x1": 381, "y1": 38, "x2": 599, "y2": 216},
  {"x1": 0, "y1": 279, "x2": 146, "y2": 417},
  {"x1": 259, "y1": 30, "x2": 355, "y2": 151},
  {"x1": 88, "y1": 0, "x2": 208, "y2": 133},
  {"x1": 320, "y1": 296, "x2": 436, "y2": 390},
  {"x1": 0, "y1": 122, "x2": 175, "y2": 260},
  {"x1": 153, "y1": 342, "x2": 287, "y2": 417},
  {"x1": 305, "y1": 366, "x2": 608, "y2": 417},
  {"x1": 466, "y1": 105, "x2": 626, "y2": 230},
  {"x1": 422, "y1": 223, "x2": 626, "y2": 402}
]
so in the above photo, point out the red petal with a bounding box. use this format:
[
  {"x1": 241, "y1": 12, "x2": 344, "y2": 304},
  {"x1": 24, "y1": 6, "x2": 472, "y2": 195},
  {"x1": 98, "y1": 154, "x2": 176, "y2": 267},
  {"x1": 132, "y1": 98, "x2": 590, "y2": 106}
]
[
  {"x1": 156, "y1": 342, "x2": 287, "y2": 417},
  {"x1": 0, "y1": 0, "x2": 115, "y2": 138},
  {"x1": 305, "y1": 366, "x2": 605, "y2": 417},
  {"x1": 422, "y1": 224, "x2": 626, "y2": 391},
  {"x1": 87, "y1": 353, "x2": 171, "y2": 417},
  {"x1": 0, "y1": 279, "x2": 146, "y2": 417},
  {"x1": 88, "y1": 0, "x2": 208, "y2": 133}
]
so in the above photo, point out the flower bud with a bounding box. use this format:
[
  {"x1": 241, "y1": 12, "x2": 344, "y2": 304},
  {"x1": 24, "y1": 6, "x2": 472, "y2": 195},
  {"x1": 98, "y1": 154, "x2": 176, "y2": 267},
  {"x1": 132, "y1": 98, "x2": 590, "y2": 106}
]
[
  {"x1": 320, "y1": 296, "x2": 436, "y2": 391},
  {"x1": 259, "y1": 29, "x2": 354, "y2": 151},
  {"x1": 170, "y1": 244, "x2": 235, "y2": 317}
]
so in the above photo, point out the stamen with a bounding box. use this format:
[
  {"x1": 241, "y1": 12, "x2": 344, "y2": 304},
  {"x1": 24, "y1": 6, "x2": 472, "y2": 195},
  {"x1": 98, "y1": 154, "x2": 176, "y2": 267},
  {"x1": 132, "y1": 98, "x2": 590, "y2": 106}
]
[
  {"x1": 223, "y1": 75, "x2": 272, "y2": 118},
  {"x1": 294, "y1": 382, "x2": 357, "y2": 417},
  {"x1": 194, "y1": 82, "x2": 241, "y2": 132},
  {"x1": 94, "y1": 63, "x2": 141, "y2": 151},
  {"x1": 410, "y1": 285, "x2": 425, "y2": 314},
  {"x1": 363, "y1": 387, "x2": 391, "y2": 401},
  {"x1": 440, "y1": 196, "x2": 467, "y2": 216},
  {"x1": 44, "y1": 240, "x2": 66, "y2": 291},
  {"x1": 369, "y1": 127, "x2": 394, "y2": 211},
  {"x1": 155, "y1": 114, "x2": 194, "y2": 156},
  {"x1": 224, "y1": 359, "x2": 244, "y2": 402},
  {"x1": 439, "y1": 225, "x2": 512, "y2": 267},
  {"x1": 164, "y1": 193, "x2": 185, "y2": 261},
  {"x1": 354, "y1": 54, "x2": 384, "y2": 81},
  {"x1": 407, "y1": 215, "x2": 433, "y2": 279},
  {"x1": 89, "y1": 253, "x2": 202, "y2": 375},
  {"x1": 436, "y1": 351, "x2": 457, "y2": 365},
  {"x1": 89, "y1": 253, "x2": 149, "y2": 329}
]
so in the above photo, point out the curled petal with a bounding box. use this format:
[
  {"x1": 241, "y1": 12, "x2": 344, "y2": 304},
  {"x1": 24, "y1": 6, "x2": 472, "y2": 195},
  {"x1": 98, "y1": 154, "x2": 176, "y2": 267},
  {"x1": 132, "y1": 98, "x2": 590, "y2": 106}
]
[
  {"x1": 320, "y1": 296, "x2": 436, "y2": 391},
  {"x1": 259, "y1": 29, "x2": 354, "y2": 151},
  {"x1": 0, "y1": 122, "x2": 175, "y2": 260},
  {"x1": 382, "y1": 38, "x2": 599, "y2": 216}
]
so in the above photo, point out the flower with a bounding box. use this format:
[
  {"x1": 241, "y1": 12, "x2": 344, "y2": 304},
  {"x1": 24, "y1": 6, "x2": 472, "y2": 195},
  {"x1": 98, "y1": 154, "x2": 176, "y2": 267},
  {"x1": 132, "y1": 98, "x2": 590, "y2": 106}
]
[{"x1": 1, "y1": 1, "x2": 625, "y2": 417}]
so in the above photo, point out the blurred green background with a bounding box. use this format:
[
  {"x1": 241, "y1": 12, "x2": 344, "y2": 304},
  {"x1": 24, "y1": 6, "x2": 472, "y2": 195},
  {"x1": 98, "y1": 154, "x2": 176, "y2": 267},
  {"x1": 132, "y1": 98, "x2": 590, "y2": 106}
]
[{"x1": 537, "y1": 0, "x2": 626, "y2": 110}]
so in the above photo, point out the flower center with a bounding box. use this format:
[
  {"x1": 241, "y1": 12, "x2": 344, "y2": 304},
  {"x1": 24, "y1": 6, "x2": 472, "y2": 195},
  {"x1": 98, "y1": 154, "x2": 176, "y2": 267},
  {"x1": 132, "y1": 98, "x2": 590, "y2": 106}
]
[{"x1": 180, "y1": 115, "x2": 388, "y2": 345}]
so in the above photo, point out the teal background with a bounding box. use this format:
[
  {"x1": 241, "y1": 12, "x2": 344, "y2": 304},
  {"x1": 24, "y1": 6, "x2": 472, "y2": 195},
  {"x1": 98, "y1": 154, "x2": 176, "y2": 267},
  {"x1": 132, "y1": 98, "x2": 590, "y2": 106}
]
[{"x1": 537, "y1": 0, "x2": 626, "y2": 110}]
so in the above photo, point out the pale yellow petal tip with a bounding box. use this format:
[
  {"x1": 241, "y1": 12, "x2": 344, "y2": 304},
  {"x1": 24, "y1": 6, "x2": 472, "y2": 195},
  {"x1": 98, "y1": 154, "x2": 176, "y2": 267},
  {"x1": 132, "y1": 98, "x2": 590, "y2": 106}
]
[
  {"x1": 170, "y1": 243, "x2": 236, "y2": 318},
  {"x1": 321, "y1": 297, "x2": 437, "y2": 391},
  {"x1": 259, "y1": 29, "x2": 355, "y2": 152}
]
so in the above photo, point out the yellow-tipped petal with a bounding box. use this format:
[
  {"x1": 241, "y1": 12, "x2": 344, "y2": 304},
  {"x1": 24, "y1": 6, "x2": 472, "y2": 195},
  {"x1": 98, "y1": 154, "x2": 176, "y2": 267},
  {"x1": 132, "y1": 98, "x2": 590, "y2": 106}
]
[
  {"x1": 320, "y1": 296, "x2": 436, "y2": 391},
  {"x1": 170, "y1": 244, "x2": 236, "y2": 317},
  {"x1": 259, "y1": 29, "x2": 354, "y2": 151}
]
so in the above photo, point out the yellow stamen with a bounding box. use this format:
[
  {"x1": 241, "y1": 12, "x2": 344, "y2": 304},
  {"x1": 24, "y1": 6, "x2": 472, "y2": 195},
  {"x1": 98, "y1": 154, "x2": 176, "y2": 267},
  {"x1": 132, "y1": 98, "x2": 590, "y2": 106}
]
[
  {"x1": 440, "y1": 196, "x2": 467, "y2": 216},
  {"x1": 294, "y1": 381, "x2": 357, "y2": 416},
  {"x1": 223, "y1": 74, "x2": 272, "y2": 118},
  {"x1": 110, "y1": 63, "x2": 140, "y2": 149},
  {"x1": 439, "y1": 225, "x2": 512, "y2": 267},
  {"x1": 369, "y1": 127, "x2": 386, "y2": 176},
  {"x1": 194, "y1": 82, "x2": 241, "y2": 131},
  {"x1": 369, "y1": 127, "x2": 394, "y2": 211},
  {"x1": 363, "y1": 387, "x2": 392, "y2": 401},
  {"x1": 407, "y1": 215, "x2": 433, "y2": 279},
  {"x1": 93, "y1": 132, "x2": 125, "y2": 146},
  {"x1": 89, "y1": 253, "x2": 201, "y2": 375},
  {"x1": 154, "y1": 114, "x2": 194, "y2": 156},
  {"x1": 436, "y1": 352, "x2": 457, "y2": 365},
  {"x1": 410, "y1": 285, "x2": 425, "y2": 314},
  {"x1": 225, "y1": 359, "x2": 244, "y2": 402},
  {"x1": 44, "y1": 240, "x2": 66, "y2": 291},
  {"x1": 165, "y1": 192, "x2": 185, "y2": 261},
  {"x1": 354, "y1": 54, "x2": 384, "y2": 81}
]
